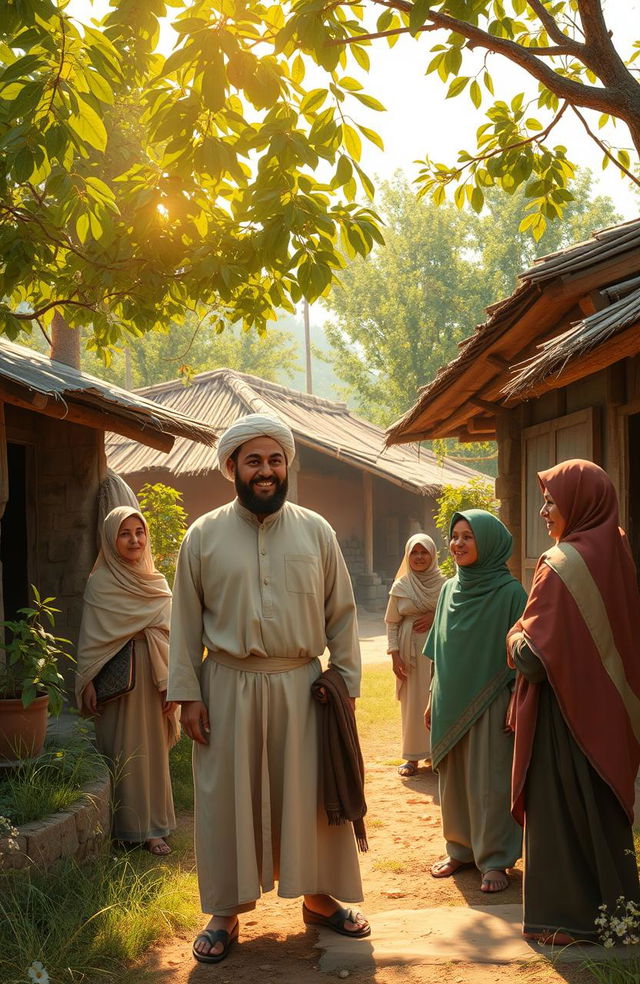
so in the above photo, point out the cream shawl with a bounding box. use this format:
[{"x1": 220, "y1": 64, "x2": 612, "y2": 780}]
[
  {"x1": 388, "y1": 534, "x2": 445, "y2": 611},
  {"x1": 76, "y1": 507, "x2": 179, "y2": 743}
]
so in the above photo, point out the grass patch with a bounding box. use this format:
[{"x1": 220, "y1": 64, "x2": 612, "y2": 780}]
[
  {"x1": 169, "y1": 734, "x2": 194, "y2": 812},
  {"x1": 0, "y1": 734, "x2": 105, "y2": 826},
  {"x1": 0, "y1": 846, "x2": 200, "y2": 984},
  {"x1": 582, "y1": 960, "x2": 640, "y2": 983},
  {"x1": 358, "y1": 664, "x2": 400, "y2": 756}
]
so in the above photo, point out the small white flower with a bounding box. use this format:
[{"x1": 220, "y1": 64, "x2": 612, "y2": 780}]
[{"x1": 27, "y1": 961, "x2": 49, "y2": 983}]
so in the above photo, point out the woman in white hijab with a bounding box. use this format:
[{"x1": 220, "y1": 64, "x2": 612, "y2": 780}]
[
  {"x1": 76, "y1": 507, "x2": 179, "y2": 855},
  {"x1": 385, "y1": 533, "x2": 445, "y2": 777}
]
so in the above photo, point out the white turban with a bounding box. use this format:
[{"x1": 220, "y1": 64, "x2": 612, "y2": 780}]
[{"x1": 217, "y1": 413, "x2": 296, "y2": 479}]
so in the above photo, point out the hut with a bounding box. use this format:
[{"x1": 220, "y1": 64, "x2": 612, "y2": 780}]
[
  {"x1": 0, "y1": 339, "x2": 216, "y2": 674},
  {"x1": 106, "y1": 368, "x2": 487, "y2": 607},
  {"x1": 386, "y1": 218, "x2": 640, "y2": 587}
]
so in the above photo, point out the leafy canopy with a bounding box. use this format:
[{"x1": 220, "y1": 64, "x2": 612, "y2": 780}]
[
  {"x1": 303, "y1": 0, "x2": 640, "y2": 240},
  {"x1": 0, "y1": 0, "x2": 384, "y2": 352}
]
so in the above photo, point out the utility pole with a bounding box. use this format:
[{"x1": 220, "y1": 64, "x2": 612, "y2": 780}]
[
  {"x1": 124, "y1": 348, "x2": 133, "y2": 390},
  {"x1": 303, "y1": 299, "x2": 313, "y2": 394}
]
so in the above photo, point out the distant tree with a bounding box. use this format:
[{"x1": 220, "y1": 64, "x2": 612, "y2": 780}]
[
  {"x1": 323, "y1": 175, "x2": 485, "y2": 427},
  {"x1": 476, "y1": 169, "x2": 622, "y2": 300},
  {"x1": 89, "y1": 316, "x2": 302, "y2": 389}
]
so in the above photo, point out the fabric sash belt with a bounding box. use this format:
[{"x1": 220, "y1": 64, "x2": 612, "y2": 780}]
[{"x1": 206, "y1": 650, "x2": 316, "y2": 674}]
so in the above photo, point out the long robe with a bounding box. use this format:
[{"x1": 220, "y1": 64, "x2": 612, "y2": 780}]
[
  {"x1": 168, "y1": 498, "x2": 363, "y2": 915},
  {"x1": 96, "y1": 636, "x2": 176, "y2": 841},
  {"x1": 512, "y1": 638, "x2": 639, "y2": 940},
  {"x1": 385, "y1": 593, "x2": 432, "y2": 760}
]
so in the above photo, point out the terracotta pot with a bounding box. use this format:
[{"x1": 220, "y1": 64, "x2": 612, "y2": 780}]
[{"x1": 0, "y1": 694, "x2": 49, "y2": 760}]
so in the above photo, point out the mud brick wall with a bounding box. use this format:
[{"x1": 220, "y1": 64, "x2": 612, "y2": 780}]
[{"x1": 4, "y1": 406, "x2": 105, "y2": 691}]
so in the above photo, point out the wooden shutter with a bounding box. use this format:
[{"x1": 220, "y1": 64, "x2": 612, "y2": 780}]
[{"x1": 521, "y1": 408, "x2": 598, "y2": 588}]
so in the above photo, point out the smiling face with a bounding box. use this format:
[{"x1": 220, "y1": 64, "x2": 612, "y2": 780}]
[
  {"x1": 408, "y1": 543, "x2": 432, "y2": 573},
  {"x1": 115, "y1": 515, "x2": 147, "y2": 564},
  {"x1": 449, "y1": 518, "x2": 479, "y2": 567},
  {"x1": 230, "y1": 435, "x2": 288, "y2": 517},
  {"x1": 540, "y1": 486, "x2": 567, "y2": 541}
]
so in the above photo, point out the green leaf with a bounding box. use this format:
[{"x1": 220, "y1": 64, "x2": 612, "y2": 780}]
[
  {"x1": 351, "y1": 91, "x2": 385, "y2": 111},
  {"x1": 357, "y1": 124, "x2": 384, "y2": 150},
  {"x1": 409, "y1": 0, "x2": 431, "y2": 37},
  {"x1": 68, "y1": 98, "x2": 108, "y2": 151},
  {"x1": 470, "y1": 186, "x2": 484, "y2": 213},
  {"x1": 469, "y1": 80, "x2": 481, "y2": 108},
  {"x1": 447, "y1": 76, "x2": 469, "y2": 98},
  {"x1": 342, "y1": 123, "x2": 362, "y2": 161}
]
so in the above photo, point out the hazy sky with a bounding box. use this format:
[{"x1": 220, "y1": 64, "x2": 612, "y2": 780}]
[{"x1": 69, "y1": 0, "x2": 639, "y2": 218}]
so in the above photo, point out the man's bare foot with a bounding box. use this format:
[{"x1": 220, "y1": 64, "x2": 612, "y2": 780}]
[
  {"x1": 481, "y1": 869, "x2": 509, "y2": 892},
  {"x1": 430, "y1": 857, "x2": 473, "y2": 878},
  {"x1": 193, "y1": 916, "x2": 239, "y2": 959},
  {"x1": 303, "y1": 894, "x2": 369, "y2": 936},
  {"x1": 146, "y1": 838, "x2": 171, "y2": 856}
]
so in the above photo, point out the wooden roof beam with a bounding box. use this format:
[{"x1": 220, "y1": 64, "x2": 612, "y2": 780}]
[{"x1": 0, "y1": 379, "x2": 174, "y2": 453}]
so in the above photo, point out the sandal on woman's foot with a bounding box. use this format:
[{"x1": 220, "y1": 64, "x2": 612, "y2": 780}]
[
  {"x1": 192, "y1": 921, "x2": 239, "y2": 964},
  {"x1": 146, "y1": 838, "x2": 171, "y2": 856},
  {"x1": 302, "y1": 902, "x2": 371, "y2": 938},
  {"x1": 430, "y1": 857, "x2": 474, "y2": 878},
  {"x1": 398, "y1": 762, "x2": 418, "y2": 777},
  {"x1": 481, "y1": 869, "x2": 509, "y2": 893}
]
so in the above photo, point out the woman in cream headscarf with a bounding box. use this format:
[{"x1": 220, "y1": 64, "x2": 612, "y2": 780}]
[
  {"x1": 76, "y1": 506, "x2": 179, "y2": 855},
  {"x1": 385, "y1": 533, "x2": 445, "y2": 777}
]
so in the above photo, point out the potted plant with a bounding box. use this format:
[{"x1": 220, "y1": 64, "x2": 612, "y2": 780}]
[{"x1": 0, "y1": 587, "x2": 74, "y2": 760}]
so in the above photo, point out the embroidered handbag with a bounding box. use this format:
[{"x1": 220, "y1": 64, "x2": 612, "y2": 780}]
[{"x1": 93, "y1": 639, "x2": 136, "y2": 704}]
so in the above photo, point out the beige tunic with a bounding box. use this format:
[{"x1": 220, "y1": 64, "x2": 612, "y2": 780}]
[
  {"x1": 385, "y1": 593, "x2": 432, "y2": 761},
  {"x1": 168, "y1": 499, "x2": 363, "y2": 915}
]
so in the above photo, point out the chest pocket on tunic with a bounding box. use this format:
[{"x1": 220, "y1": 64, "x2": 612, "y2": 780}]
[{"x1": 285, "y1": 554, "x2": 320, "y2": 594}]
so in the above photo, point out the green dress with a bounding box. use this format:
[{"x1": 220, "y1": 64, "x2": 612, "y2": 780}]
[{"x1": 425, "y1": 510, "x2": 526, "y2": 873}]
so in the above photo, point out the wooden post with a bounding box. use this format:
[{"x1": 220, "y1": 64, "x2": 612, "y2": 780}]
[
  {"x1": 288, "y1": 455, "x2": 300, "y2": 504},
  {"x1": 0, "y1": 402, "x2": 7, "y2": 651},
  {"x1": 50, "y1": 312, "x2": 80, "y2": 369},
  {"x1": 363, "y1": 471, "x2": 373, "y2": 574},
  {"x1": 303, "y1": 300, "x2": 313, "y2": 395}
]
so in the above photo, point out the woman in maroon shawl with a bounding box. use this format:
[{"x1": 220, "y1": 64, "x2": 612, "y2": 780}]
[{"x1": 507, "y1": 459, "x2": 640, "y2": 945}]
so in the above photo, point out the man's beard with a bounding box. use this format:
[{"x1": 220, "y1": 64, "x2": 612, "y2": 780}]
[{"x1": 235, "y1": 472, "x2": 288, "y2": 515}]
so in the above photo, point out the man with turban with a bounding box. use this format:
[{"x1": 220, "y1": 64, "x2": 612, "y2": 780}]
[{"x1": 168, "y1": 413, "x2": 369, "y2": 964}]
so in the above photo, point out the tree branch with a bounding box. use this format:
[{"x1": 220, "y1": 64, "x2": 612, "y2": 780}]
[
  {"x1": 525, "y1": 0, "x2": 582, "y2": 50},
  {"x1": 359, "y1": 1, "x2": 628, "y2": 118},
  {"x1": 570, "y1": 104, "x2": 640, "y2": 186}
]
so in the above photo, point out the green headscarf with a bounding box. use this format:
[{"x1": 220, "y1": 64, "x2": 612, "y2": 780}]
[{"x1": 424, "y1": 509, "x2": 527, "y2": 768}]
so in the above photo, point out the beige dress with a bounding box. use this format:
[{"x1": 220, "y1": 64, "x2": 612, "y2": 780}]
[
  {"x1": 168, "y1": 499, "x2": 363, "y2": 915},
  {"x1": 96, "y1": 635, "x2": 175, "y2": 841},
  {"x1": 385, "y1": 594, "x2": 432, "y2": 760}
]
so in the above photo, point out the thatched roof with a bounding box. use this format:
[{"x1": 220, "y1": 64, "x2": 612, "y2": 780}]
[
  {"x1": 107, "y1": 368, "x2": 485, "y2": 494},
  {"x1": 386, "y1": 218, "x2": 640, "y2": 445},
  {"x1": 0, "y1": 339, "x2": 217, "y2": 452}
]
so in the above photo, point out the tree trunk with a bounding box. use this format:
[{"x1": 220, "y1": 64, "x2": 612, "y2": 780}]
[{"x1": 50, "y1": 312, "x2": 80, "y2": 370}]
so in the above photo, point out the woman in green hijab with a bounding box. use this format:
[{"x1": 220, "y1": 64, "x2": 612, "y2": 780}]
[{"x1": 424, "y1": 509, "x2": 526, "y2": 892}]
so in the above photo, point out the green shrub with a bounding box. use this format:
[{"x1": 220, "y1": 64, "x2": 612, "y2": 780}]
[
  {"x1": 434, "y1": 478, "x2": 499, "y2": 576},
  {"x1": 138, "y1": 483, "x2": 188, "y2": 587}
]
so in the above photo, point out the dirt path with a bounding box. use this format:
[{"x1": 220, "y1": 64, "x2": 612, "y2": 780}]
[{"x1": 137, "y1": 650, "x2": 599, "y2": 984}]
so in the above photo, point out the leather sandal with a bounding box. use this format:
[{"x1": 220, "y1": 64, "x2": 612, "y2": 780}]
[
  {"x1": 192, "y1": 920, "x2": 239, "y2": 964},
  {"x1": 302, "y1": 902, "x2": 371, "y2": 938}
]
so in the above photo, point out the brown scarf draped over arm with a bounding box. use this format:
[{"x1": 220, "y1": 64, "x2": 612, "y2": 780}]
[{"x1": 311, "y1": 666, "x2": 368, "y2": 852}]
